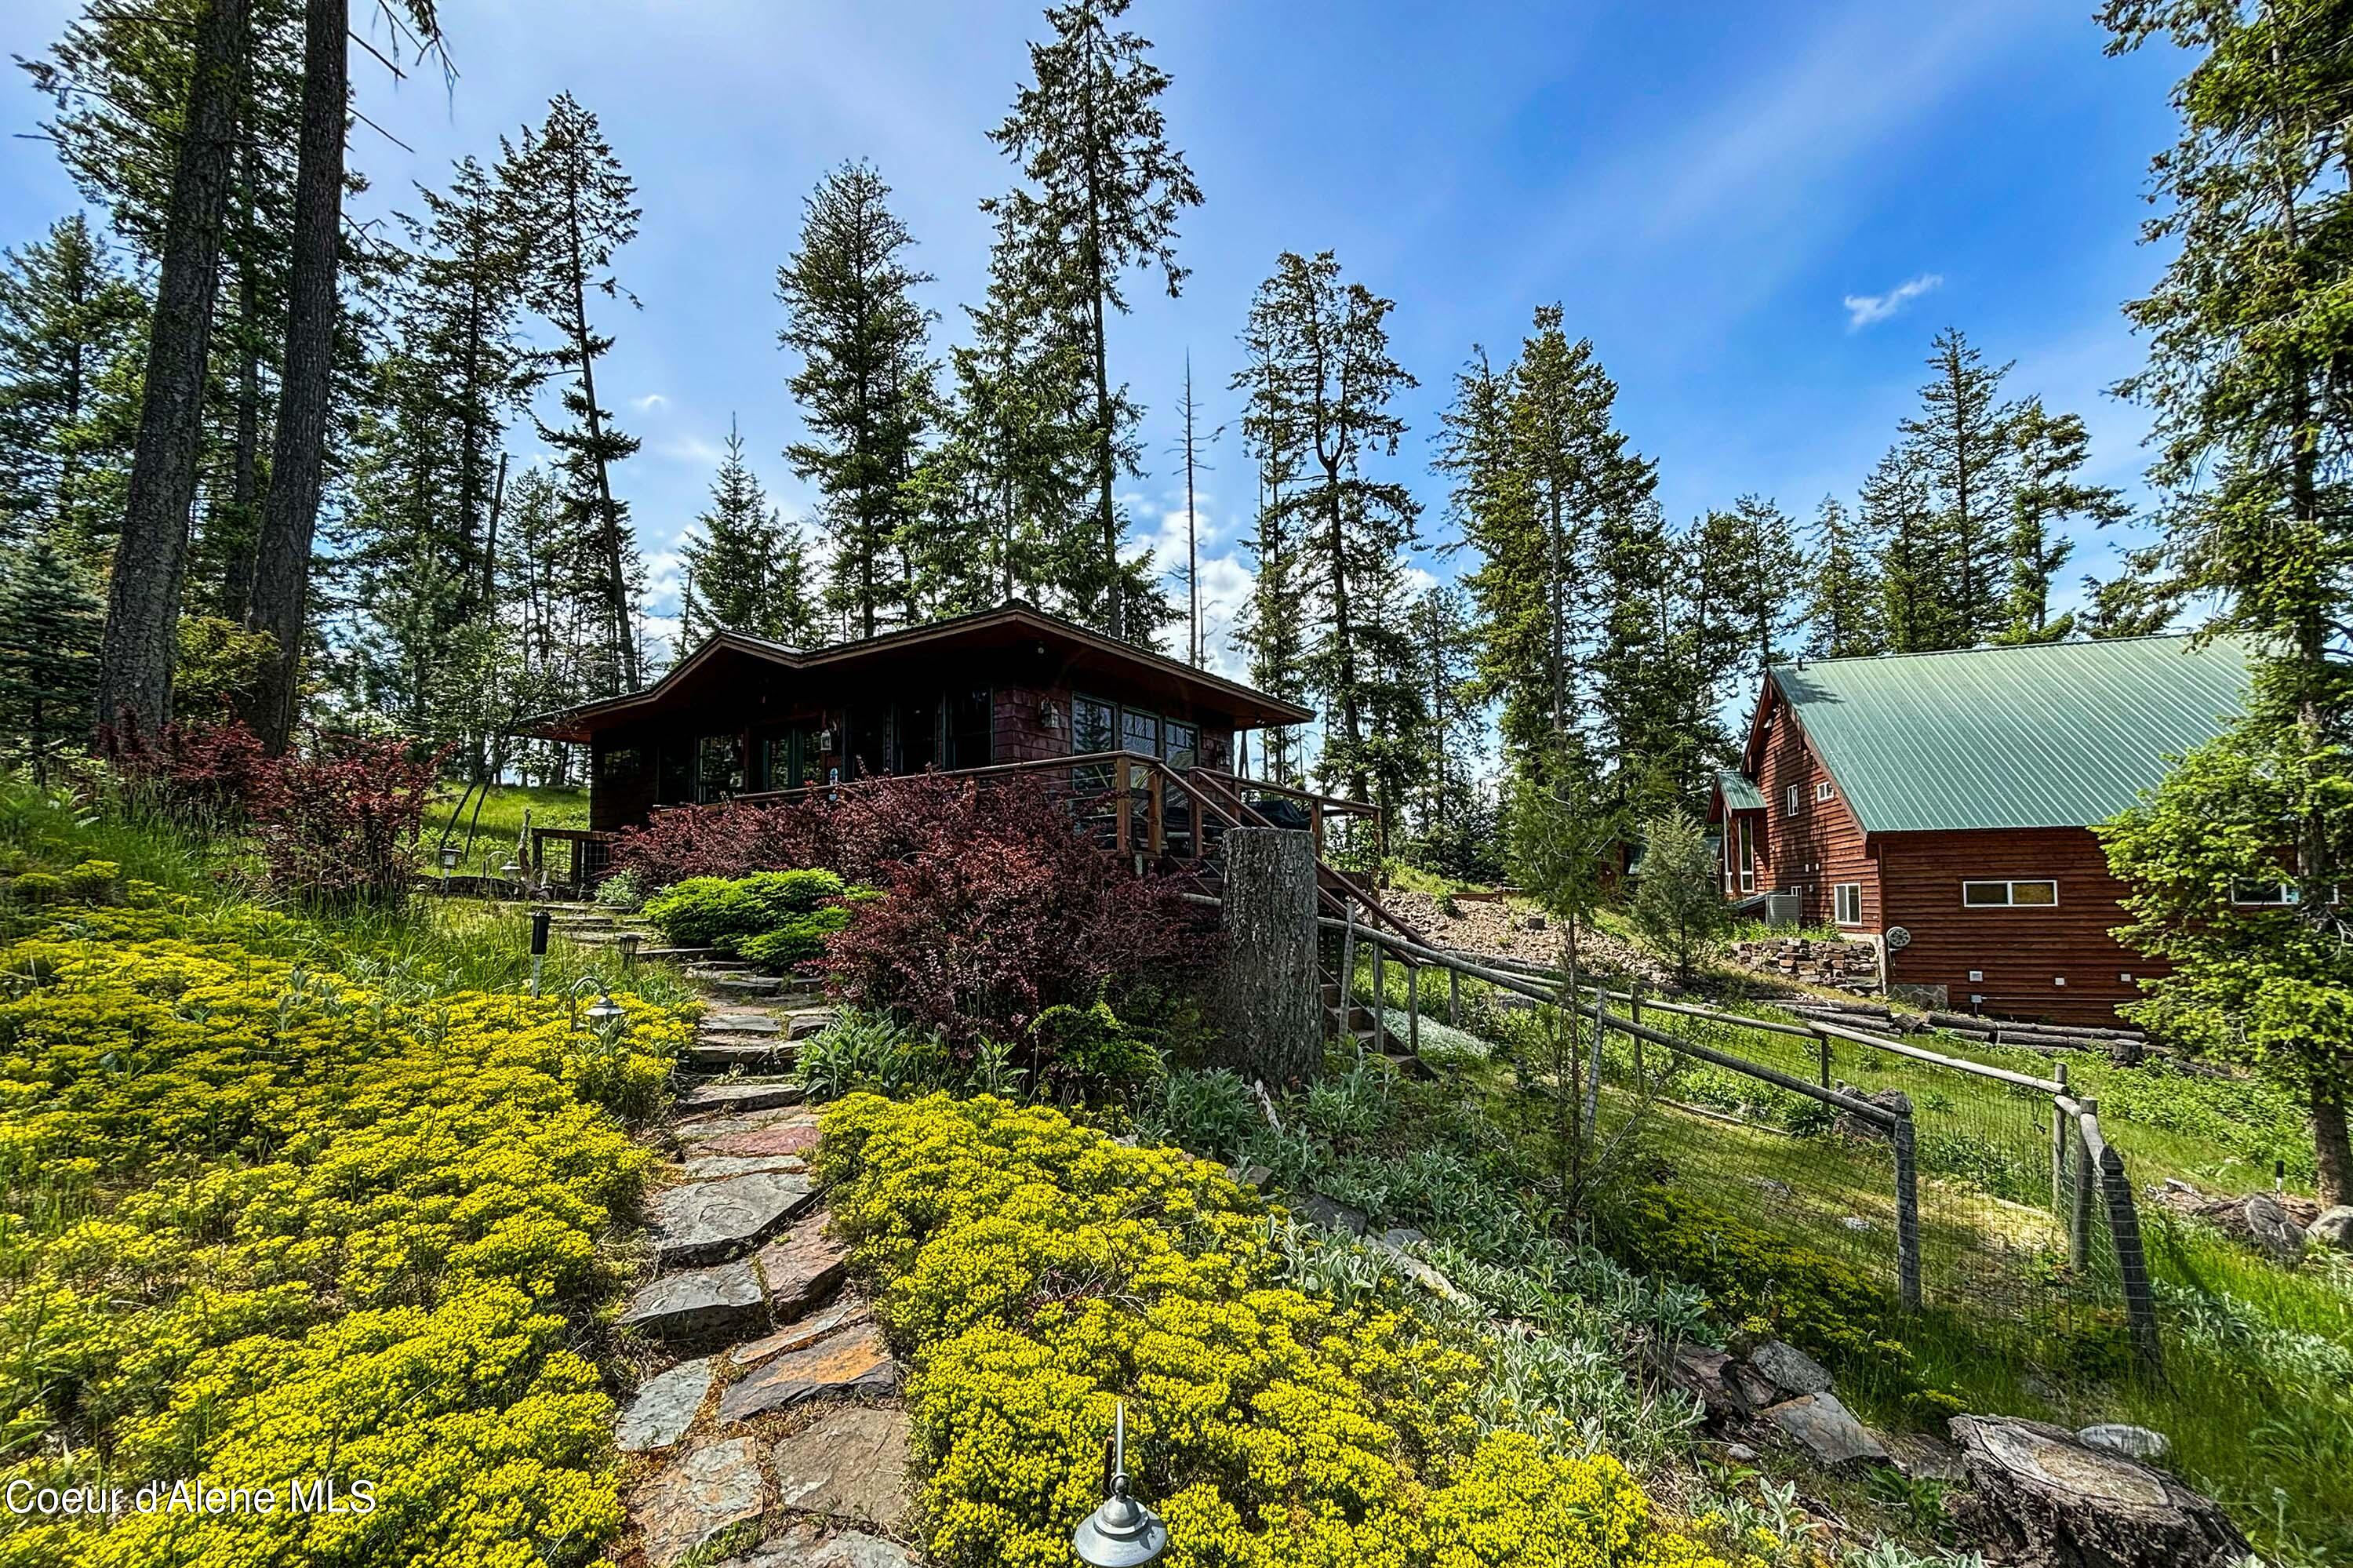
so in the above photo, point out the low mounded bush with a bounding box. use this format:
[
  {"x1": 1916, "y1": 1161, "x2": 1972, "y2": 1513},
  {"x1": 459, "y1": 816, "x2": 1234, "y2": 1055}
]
[
  {"x1": 816, "y1": 1092, "x2": 1724, "y2": 1568},
  {"x1": 0, "y1": 893, "x2": 684, "y2": 1568},
  {"x1": 639, "y1": 868, "x2": 864, "y2": 966}
]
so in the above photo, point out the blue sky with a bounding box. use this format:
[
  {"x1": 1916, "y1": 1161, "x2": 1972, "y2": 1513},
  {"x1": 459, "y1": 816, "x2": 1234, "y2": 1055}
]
[{"x1": 0, "y1": 1, "x2": 2188, "y2": 676}]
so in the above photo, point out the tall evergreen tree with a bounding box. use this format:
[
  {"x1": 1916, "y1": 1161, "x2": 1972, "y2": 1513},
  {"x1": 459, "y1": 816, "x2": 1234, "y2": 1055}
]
[
  {"x1": 1409, "y1": 584, "x2": 1478, "y2": 846},
  {"x1": 1230, "y1": 334, "x2": 1309, "y2": 785},
  {"x1": 0, "y1": 538, "x2": 103, "y2": 784},
  {"x1": 1900, "y1": 326, "x2": 2015, "y2": 646},
  {"x1": 0, "y1": 214, "x2": 145, "y2": 556},
  {"x1": 1998, "y1": 398, "x2": 2127, "y2": 643},
  {"x1": 93, "y1": 0, "x2": 251, "y2": 745},
  {"x1": 1437, "y1": 345, "x2": 1547, "y2": 767},
  {"x1": 2100, "y1": 0, "x2": 2353, "y2": 1200},
  {"x1": 503, "y1": 93, "x2": 644, "y2": 697},
  {"x1": 1804, "y1": 495, "x2": 1883, "y2": 658},
  {"x1": 1722, "y1": 493, "x2": 1806, "y2": 684},
  {"x1": 1169, "y1": 350, "x2": 1216, "y2": 665},
  {"x1": 1591, "y1": 498, "x2": 1714, "y2": 813},
  {"x1": 1860, "y1": 443, "x2": 1953, "y2": 653},
  {"x1": 1232, "y1": 250, "x2": 1419, "y2": 805},
  {"x1": 987, "y1": 0, "x2": 1201, "y2": 641},
  {"x1": 776, "y1": 160, "x2": 936, "y2": 640},
  {"x1": 678, "y1": 420, "x2": 816, "y2": 646}
]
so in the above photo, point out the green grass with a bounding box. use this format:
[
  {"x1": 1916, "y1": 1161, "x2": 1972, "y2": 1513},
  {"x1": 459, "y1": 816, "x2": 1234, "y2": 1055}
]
[{"x1": 426, "y1": 782, "x2": 588, "y2": 853}]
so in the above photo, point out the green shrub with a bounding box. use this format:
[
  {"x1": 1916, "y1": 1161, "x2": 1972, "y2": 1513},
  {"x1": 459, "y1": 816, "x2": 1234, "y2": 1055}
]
[
  {"x1": 1026, "y1": 986, "x2": 1162, "y2": 1103},
  {"x1": 639, "y1": 868, "x2": 860, "y2": 962},
  {"x1": 815, "y1": 1093, "x2": 1724, "y2": 1568},
  {"x1": 592, "y1": 868, "x2": 643, "y2": 911},
  {"x1": 4, "y1": 870, "x2": 63, "y2": 904}
]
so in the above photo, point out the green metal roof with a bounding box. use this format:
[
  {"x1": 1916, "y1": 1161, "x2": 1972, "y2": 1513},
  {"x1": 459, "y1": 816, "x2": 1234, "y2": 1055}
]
[
  {"x1": 1715, "y1": 769, "x2": 1766, "y2": 813},
  {"x1": 1762, "y1": 635, "x2": 2255, "y2": 834}
]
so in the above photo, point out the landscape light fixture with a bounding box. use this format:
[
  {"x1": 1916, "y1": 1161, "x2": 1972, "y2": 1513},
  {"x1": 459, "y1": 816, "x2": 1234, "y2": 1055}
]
[
  {"x1": 584, "y1": 992, "x2": 627, "y2": 1032},
  {"x1": 1071, "y1": 1402, "x2": 1166, "y2": 1566}
]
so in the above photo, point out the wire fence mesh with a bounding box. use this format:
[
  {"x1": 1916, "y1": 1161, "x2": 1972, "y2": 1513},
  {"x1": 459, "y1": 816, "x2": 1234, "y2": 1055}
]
[{"x1": 1347, "y1": 944, "x2": 2148, "y2": 1361}]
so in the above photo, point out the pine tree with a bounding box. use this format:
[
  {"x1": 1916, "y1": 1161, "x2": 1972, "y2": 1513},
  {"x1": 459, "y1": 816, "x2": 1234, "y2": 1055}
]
[
  {"x1": 1591, "y1": 499, "x2": 1712, "y2": 814},
  {"x1": 1998, "y1": 398, "x2": 2126, "y2": 643},
  {"x1": 1900, "y1": 327, "x2": 2015, "y2": 646},
  {"x1": 1168, "y1": 351, "x2": 1217, "y2": 665},
  {"x1": 2101, "y1": 0, "x2": 2353, "y2": 1201},
  {"x1": 503, "y1": 93, "x2": 644, "y2": 697},
  {"x1": 0, "y1": 214, "x2": 146, "y2": 557},
  {"x1": 0, "y1": 538, "x2": 103, "y2": 784},
  {"x1": 776, "y1": 160, "x2": 936, "y2": 640},
  {"x1": 1230, "y1": 334, "x2": 1309, "y2": 784},
  {"x1": 1861, "y1": 443, "x2": 1954, "y2": 653},
  {"x1": 1438, "y1": 347, "x2": 1545, "y2": 766},
  {"x1": 679, "y1": 420, "x2": 811, "y2": 646},
  {"x1": 1232, "y1": 250, "x2": 1419, "y2": 806},
  {"x1": 986, "y1": 0, "x2": 1202, "y2": 641},
  {"x1": 1723, "y1": 493, "x2": 1807, "y2": 684},
  {"x1": 1406, "y1": 583, "x2": 1482, "y2": 865},
  {"x1": 1804, "y1": 495, "x2": 1883, "y2": 658}
]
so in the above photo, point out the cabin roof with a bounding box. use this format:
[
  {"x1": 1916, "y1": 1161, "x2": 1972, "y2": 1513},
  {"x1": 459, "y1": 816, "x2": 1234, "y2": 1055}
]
[
  {"x1": 517, "y1": 598, "x2": 1315, "y2": 742},
  {"x1": 1714, "y1": 768, "x2": 1766, "y2": 813},
  {"x1": 1745, "y1": 634, "x2": 2254, "y2": 835}
]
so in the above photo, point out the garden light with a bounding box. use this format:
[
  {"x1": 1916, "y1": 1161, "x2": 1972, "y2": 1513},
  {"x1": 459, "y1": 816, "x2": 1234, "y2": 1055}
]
[
  {"x1": 584, "y1": 991, "x2": 627, "y2": 1032},
  {"x1": 1071, "y1": 1402, "x2": 1165, "y2": 1566}
]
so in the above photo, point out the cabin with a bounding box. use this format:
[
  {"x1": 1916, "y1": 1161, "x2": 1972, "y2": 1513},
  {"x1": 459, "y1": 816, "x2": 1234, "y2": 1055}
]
[
  {"x1": 1708, "y1": 635, "x2": 2253, "y2": 1024},
  {"x1": 518, "y1": 599, "x2": 1352, "y2": 890}
]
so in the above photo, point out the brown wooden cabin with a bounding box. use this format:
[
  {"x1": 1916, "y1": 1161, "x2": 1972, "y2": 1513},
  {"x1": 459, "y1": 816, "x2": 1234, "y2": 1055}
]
[
  {"x1": 1708, "y1": 635, "x2": 2253, "y2": 1026},
  {"x1": 517, "y1": 599, "x2": 1372, "y2": 893}
]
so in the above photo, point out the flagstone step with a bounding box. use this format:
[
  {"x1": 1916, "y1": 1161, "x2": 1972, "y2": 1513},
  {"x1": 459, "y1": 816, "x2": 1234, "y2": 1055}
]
[
  {"x1": 689, "y1": 1042, "x2": 799, "y2": 1072},
  {"x1": 647, "y1": 1171, "x2": 818, "y2": 1268},
  {"x1": 639, "y1": 946, "x2": 722, "y2": 962},
  {"x1": 677, "y1": 1079, "x2": 805, "y2": 1115}
]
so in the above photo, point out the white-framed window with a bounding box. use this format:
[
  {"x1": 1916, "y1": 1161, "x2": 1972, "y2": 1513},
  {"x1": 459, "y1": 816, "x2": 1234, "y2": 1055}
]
[
  {"x1": 1815, "y1": 781, "x2": 1836, "y2": 802},
  {"x1": 1834, "y1": 882, "x2": 1862, "y2": 926},
  {"x1": 1785, "y1": 784, "x2": 1801, "y2": 816},
  {"x1": 2230, "y1": 879, "x2": 2301, "y2": 906},
  {"x1": 1962, "y1": 879, "x2": 2057, "y2": 908}
]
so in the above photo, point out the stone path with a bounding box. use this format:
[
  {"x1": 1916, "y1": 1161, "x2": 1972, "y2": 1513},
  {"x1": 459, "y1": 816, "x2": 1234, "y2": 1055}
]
[{"x1": 613, "y1": 958, "x2": 911, "y2": 1568}]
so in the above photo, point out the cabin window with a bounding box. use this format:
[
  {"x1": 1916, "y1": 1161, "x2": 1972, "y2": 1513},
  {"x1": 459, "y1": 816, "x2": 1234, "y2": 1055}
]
[
  {"x1": 946, "y1": 688, "x2": 992, "y2": 769},
  {"x1": 1835, "y1": 882, "x2": 1862, "y2": 926},
  {"x1": 1785, "y1": 784, "x2": 1801, "y2": 816},
  {"x1": 1962, "y1": 879, "x2": 2057, "y2": 908},
  {"x1": 595, "y1": 746, "x2": 642, "y2": 782},
  {"x1": 896, "y1": 695, "x2": 940, "y2": 773},
  {"x1": 1737, "y1": 817, "x2": 1756, "y2": 894},
  {"x1": 1071, "y1": 693, "x2": 1116, "y2": 756},
  {"x1": 1162, "y1": 721, "x2": 1199, "y2": 855},
  {"x1": 845, "y1": 706, "x2": 891, "y2": 780},
  {"x1": 655, "y1": 743, "x2": 694, "y2": 806},
  {"x1": 1815, "y1": 781, "x2": 1835, "y2": 802},
  {"x1": 1122, "y1": 708, "x2": 1162, "y2": 756},
  {"x1": 695, "y1": 733, "x2": 744, "y2": 802},
  {"x1": 2227, "y1": 880, "x2": 2340, "y2": 906}
]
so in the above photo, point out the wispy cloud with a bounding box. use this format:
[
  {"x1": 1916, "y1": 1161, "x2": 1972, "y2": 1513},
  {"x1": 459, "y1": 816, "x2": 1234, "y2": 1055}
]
[
  {"x1": 632, "y1": 393, "x2": 668, "y2": 413},
  {"x1": 1843, "y1": 272, "x2": 1943, "y2": 329}
]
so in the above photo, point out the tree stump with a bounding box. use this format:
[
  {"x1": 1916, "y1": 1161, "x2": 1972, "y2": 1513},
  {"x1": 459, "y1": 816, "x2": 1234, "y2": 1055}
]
[
  {"x1": 1206, "y1": 828, "x2": 1321, "y2": 1087},
  {"x1": 1949, "y1": 1416, "x2": 2252, "y2": 1568}
]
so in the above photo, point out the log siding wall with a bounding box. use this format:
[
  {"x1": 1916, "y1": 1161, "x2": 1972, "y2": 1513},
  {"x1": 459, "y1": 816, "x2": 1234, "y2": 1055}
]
[{"x1": 1752, "y1": 699, "x2": 1880, "y2": 930}]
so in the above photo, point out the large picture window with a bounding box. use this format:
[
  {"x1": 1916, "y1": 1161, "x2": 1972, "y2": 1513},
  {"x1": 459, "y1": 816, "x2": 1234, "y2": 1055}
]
[
  {"x1": 946, "y1": 688, "x2": 992, "y2": 769},
  {"x1": 1962, "y1": 879, "x2": 2057, "y2": 908},
  {"x1": 695, "y1": 733, "x2": 744, "y2": 802}
]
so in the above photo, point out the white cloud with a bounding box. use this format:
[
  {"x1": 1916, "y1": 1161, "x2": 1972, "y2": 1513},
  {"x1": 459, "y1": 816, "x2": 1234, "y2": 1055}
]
[
  {"x1": 656, "y1": 435, "x2": 724, "y2": 466},
  {"x1": 1843, "y1": 272, "x2": 1943, "y2": 329},
  {"x1": 632, "y1": 393, "x2": 668, "y2": 413}
]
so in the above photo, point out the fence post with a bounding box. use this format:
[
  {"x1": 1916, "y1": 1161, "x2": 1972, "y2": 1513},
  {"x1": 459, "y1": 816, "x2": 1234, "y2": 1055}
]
[
  {"x1": 1114, "y1": 756, "x2": 1132, "y2": 854},
  {"x1": 1370, "y1": 937, "x2": 1385, "y2": 1051},
  {"x1": 2098, "y1": 1141, "x2": 2164, "y2": 1373},
  {"x1": 2051, "y1": 1062, "x2": 2070, "y2": 1220},
  {"x1": 1629, "y1": 986, "x2": 1644, "y2": 1090},
  {"x1": 1448, "y1": 966, "x2": 1460, "y2": 1028},
  {"x1": 1893, "y1": 1108, "x2": 1922, "y2": 1310},
  {"x1": 2069, "y1": 1101, "x2": 2095, "y2": 1271},
  {"x1": 1817, "y1": 1029, "x2": 1832, "y2": 1089},
  {"x1": 1584, "y1": 990, "x2": 1603, "y2": 1133},
  {"x1": 1338, "y1": 905, "x2": 1357, "y2": 1046}
]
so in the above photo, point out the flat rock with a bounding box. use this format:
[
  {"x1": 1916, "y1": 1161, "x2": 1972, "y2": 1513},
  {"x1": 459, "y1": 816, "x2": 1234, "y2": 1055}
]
[
  {"x1": 758, "y1": 1225, "x2": 850, "y2": 1319},
  {"x1": 1293, "y1": 1193, "x2": 1368, "y2": 1235},
  {"x1": 680, "y1": 1080, "x2": 806, "y2": 1114},
  {"x1": 784, "y1": 1010, "x2": 836, "y2": 1041},
  {"x1": 1747, "y1": 1339, "x2": 1834, "y2": 1399},
  {"x1": 1764, "y1": 1392, "x2": 1886, "y2": 1468},
  {"x1": 1380, "y1": 1225, "x2": 1427, "y2": 1247},
  {"x1": 678, "y1": 1107, "x2": 814, "y2": 1139},
  {"x1": 732, "y1": 1301, "x2": 871, "y2": 1370},
  {"x1": 712, "y1": 1523, "x2": 918, "y2": 1568},
  {"x1": 718, "y1": 1322, "x2": 899, "y2": 1424},
  {"x1": 703, "y1": 1012, "x2": 784, "y2": 1035},
  {"x1": 620, "y1": 1259, "x2": 768, "y2": 1340},
  {"x1": 2308, "y1": 1204, "x2": 2353, "y2": 1253},
  {"x1": 618, "y1": 1358, "x2": 715, "y2": 1453},
  {"x1": 2078, "y1": 1423, "x2": 2172, "y2": 1463},
  {"x1": 686, "y1": 1153, "x2": 810, "y2": 1182},
  {"x1": 634, "y1": 1437, "x2": 767, "y2": 1568},
  {"x1": 694, "y1": 1123, "x2": 824, "y2": 1161},
  {"x1": 769, "y1": 1405, "x2": 912, "y2": 1531},
  {"x1": 692, "y1": 1044, "x2": 798, "y2": 1071},
  {"x1": 2242, "y1": 1194, "x2": 2307, "y2": 1260},
  {"x1": 650, "y1": 1173, "x2": 817, "y2": 1268}
]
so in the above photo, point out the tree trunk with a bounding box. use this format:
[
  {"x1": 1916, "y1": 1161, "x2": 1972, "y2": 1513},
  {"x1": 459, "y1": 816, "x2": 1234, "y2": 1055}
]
[
  {"x1": 1950, "y1": 1416, "x2": 2251, "y2": 1568},
  {"x1": 242, "y1": 0, "x2": 347, "y2": 753},
  {"x1": 96, "y1": 0, "x2": 250, "y2": 748},
  {"x1": 2315, "y1": 1068, "x2": 2351, "y2": 1210},
  {"x1": 220, "y1": 133, "x2": 262, "y2": 618},
  {"x1": 1206, "y1": 828, "x2": 1321, "y2": 1088}
]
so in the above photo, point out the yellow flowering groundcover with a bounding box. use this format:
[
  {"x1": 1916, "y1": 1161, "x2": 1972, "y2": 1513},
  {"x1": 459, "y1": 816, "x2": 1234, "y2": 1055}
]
[
  {"x1": 0, "y1": 886, "x2": 683, "y2": 1568},
  {"x1": 816, "y1": 1091, "x2": 1724, "y2": 1568}
]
